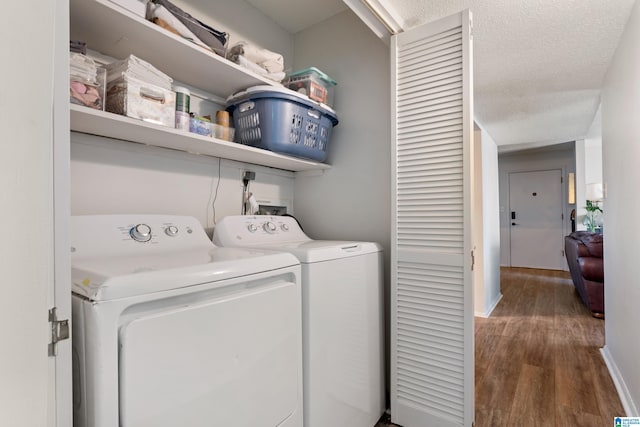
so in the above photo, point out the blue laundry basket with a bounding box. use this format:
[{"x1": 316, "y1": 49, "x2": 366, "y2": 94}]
[{"x1": 226, "y1": 86, "x2": 339, "y2": 162}]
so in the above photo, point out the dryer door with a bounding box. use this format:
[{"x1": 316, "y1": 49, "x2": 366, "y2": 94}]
[{"x1": 118, "y1": 275, "x2": 302, "y2": 427}]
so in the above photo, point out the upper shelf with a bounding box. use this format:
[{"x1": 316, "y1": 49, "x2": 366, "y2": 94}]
[
  {"x1": 70, "y1": 105, "x2": 331, "y2": 172},
  {"x1": 70, "y1": 0, "x2": 331, "y2": 172},
  {"x1": 69, "y1": 0, "x2": 277, "y2": 98}
]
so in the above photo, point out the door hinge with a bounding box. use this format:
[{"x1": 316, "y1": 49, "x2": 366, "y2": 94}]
[
  {"x1": 471, "y1": 249, "x2": 475, "y2": 271},
  {"x1": 48, "y1": 307, "x2": 69, "y2": 357},
  {"x1": 562, "y1": 213, "x2": 564, "y2": 220},
  {"x1": 562, "y1": 249, "x2": 565, "y2": 257}
]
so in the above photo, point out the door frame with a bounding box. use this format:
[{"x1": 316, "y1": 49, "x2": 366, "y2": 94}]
[{"x1": 51, "y1": 0, "x2": 73, "y2": 425}]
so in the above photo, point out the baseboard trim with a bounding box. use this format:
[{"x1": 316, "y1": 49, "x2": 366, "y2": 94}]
[
  {"x1": 601, "y1": 345, "x2": 639, "y2": 416},
  {"x1": 486, "y1": 293, "x2": 503, "y2": 317},
  {"x1": 474, "y1": 293, "x2": 503, "y2": 318}
]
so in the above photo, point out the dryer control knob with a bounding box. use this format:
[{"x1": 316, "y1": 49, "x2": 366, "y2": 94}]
[
  {"x1": 263, "y1": 221, "x2": 277, "y2": 233},
  {"x1": 130, "y1": 224, "x2": 152, "y2": 242},
  {"x1": 281, "y1": 223, "x2": 289, "y2": 231},
  {"x1": 247, "y1": 224, "x2": 258, "y2": 233},
  {"x1": 165, "y1": 225, "x2": 179, "y2": 237}
]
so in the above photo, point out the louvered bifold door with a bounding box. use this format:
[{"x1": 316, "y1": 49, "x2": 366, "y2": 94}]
[{"x1": 390, "y1": 10, "x2": 474, "y2": 427}]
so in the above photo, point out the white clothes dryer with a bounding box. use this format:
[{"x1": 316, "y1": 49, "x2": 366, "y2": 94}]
[
  {"x1": 71, "y1": 215, "x2": 303, "y2": 427},
  {"x1": 213, "y1": 215, "x2": 384, "y2": 427}
]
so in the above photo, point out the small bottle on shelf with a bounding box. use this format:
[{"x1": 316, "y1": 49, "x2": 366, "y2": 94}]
[{"x1": 174, "y1": 86, "x2": 191, "y2": 131}]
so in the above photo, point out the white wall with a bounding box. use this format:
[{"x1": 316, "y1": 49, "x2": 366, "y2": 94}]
[
  {"x1": 600, "y1": 0, "x2": 640, "y2": 416},
  {"x1": 474, "y1": 129, "x2": 501, "y2": 317},
  {"x1": 0, "y1": 1, "x2": 56, "y2": 426},
  {"x1": 70, "y1": 133, "x2": 294, "y2": 234},
  {"x1": 498, "y1": 145, "x2": 575, "y2": 267},
  {"x1": 575, "y1": 105, "x2": 603, "y2": 230},
  {"x1": 584, "y1": 108, "x2": 603, "y2": 185},
  {"x1": 575, "y1": 139, "x2": 586, "y2": 230},
  {"x1": 291, "y1": 9, "x2": 391, "y2": 396}
]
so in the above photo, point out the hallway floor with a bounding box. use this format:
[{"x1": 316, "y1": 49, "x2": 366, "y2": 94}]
[
  {"x1": 379, "y1": 267, "x2": 624, "y2": 427},
  {"x1": 475, "y1": 267, "x2": 624, "y2": 426}
]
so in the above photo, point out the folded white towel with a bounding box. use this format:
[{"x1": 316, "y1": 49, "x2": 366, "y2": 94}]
[
  {"x1": 236, "y1": 56, "x2": 286, "y2": 83},
  {"x1": 105, "y1": 54, "x2": 173, "y2": 89},
  {"x1": 228, "y1": 41, "x2": 284, "y2": 73}
]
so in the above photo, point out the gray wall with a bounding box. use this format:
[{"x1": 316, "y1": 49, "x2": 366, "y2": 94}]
[
  {"x1": 601, "y1": 0, "x2": 640, "y2": 415},
  {"x1": 292, "y1": 10, "x2": 391, "y2": 247},
  {"x1": 70, "y1": 133, "x2": 294, "y2": 235}
]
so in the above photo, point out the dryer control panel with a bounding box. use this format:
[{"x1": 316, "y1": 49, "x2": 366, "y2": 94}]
[
  {"x1": 71, "y1": 215, "x2": 213, "y2": 259},
  {"x1": 213, "y1": 215, "x2": 309, "y2": 246}
]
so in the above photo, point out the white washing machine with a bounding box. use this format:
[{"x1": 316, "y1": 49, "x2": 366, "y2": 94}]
[
  {"x1": 71, "y1": 215, "x2": 303, "y2": 427},
  {"x1": 213, "y1": 215, "x2": 384, "y2": 427}
]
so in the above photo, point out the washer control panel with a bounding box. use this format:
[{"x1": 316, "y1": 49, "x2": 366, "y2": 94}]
[{"x1": 213, "y1": 215, "x2": 309, "y2": 246}]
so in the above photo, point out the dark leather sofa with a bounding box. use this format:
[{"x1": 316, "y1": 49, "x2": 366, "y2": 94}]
[{"x1": 564, "y1": 231, "x2": 604, "y2": 318}]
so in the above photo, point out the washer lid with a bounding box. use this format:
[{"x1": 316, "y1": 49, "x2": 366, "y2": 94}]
[
  {"x1": 246, "y1": 240, "x2": 382, "y2": 263},
  {"x1": 212, "y1": 215, "x2": 382, "y2": 263},
  {"x1": 72, "y1": 247, "x2": 299, "y2": 301}
]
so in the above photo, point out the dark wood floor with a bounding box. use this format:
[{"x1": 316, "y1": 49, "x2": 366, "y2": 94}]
[{"x1": 378, "y1": 267, "x2": 624, "y2": 427}]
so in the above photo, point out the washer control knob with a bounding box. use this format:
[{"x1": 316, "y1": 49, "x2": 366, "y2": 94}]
[
  {"x1": 165, "y1": 225, "x2": 179, "y2": 237},
  {"x1": 263, "y1": 221, "x2": 277, "y2": 233},
  {"x1": 247, "y1": 223, "x2": 258, "y2": 233},
  {"x1": 281, "y1": 223, "x2": 289, "y2": 231},
  {"x1": 130, "y1": 224, "x2": 152, "y2": 242}
]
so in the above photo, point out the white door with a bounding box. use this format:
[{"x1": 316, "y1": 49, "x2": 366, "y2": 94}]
[
  {"x1": 509, "y1": 170, "x2": 564, "y2": 270},
  {"x1": 1, "y1": 0, "x2": 71, "y2": 426},
  {"x1": 391, "y1": 10, "x2": 474, "y2": 427}
]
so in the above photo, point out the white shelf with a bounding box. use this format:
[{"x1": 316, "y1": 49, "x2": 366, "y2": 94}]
[
  {"x1": 70, "y1": 0, "x2": 277, "y2": 98},
  {"x1": 69, "y1": 0, "x2": 330, "y2": 172},
  {"x1": 70, "y1": 105, "x2": 331, "y2": 172}
]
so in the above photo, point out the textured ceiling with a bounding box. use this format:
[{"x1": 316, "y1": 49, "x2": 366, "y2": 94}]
[
  {"x1": 384, "y1": 0, "x2": 636, "y2": 148},
  {"x1": 249, "y1": 0, "x2": 635, "y2": 149}
]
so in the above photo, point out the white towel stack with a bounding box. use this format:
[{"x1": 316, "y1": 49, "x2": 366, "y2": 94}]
[
  {"x1": 70, "y1": 52, "x2": 100, "y2": 85},
  {"x1": 105, "y1": 54, "x2": 173, "y2": 89},
  {"x1": 227, "y1": 42, "x2": 285, "y2": 82}
]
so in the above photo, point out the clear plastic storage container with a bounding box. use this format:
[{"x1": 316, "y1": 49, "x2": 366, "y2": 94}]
[
  {"x1": 285, "y1": 67, "x2": 337, "y2": 107},
  {"x1": 70, "y1": 53, "x2": 106, "y2": 111},
  {"x1": 105, "y1": 74, "x2": 175, "y2": 127},
  {"x1": 212, "y1": 123, "x2": 235, "y2": 142},
  {"x1": 189, "y1": 115, "x2": 212, "y2": 137}
]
